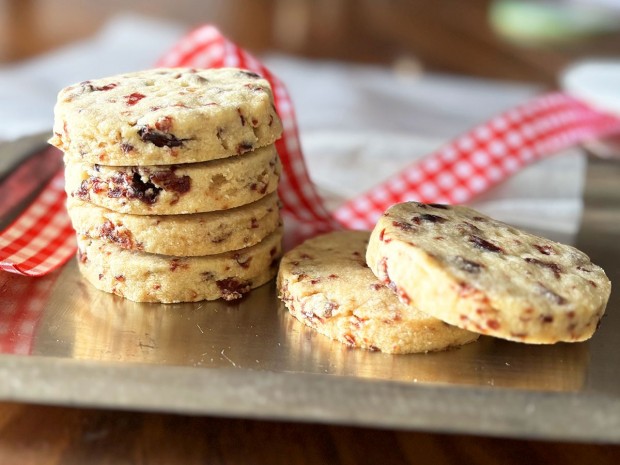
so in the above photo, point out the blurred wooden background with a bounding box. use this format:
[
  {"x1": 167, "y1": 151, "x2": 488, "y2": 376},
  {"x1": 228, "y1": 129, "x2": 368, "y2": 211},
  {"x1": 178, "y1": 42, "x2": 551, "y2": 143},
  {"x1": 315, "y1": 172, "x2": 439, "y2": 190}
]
[{"x1": 2, "y1": 0, "x2": 620, "y2": 85}]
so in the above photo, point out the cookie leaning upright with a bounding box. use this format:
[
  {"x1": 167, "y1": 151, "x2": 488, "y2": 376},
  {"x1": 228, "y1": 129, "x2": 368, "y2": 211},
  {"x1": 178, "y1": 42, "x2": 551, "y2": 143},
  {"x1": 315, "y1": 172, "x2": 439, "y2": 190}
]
[
  {"x1": 366, "y1": 202, "x2": 611, "y2": 344},
  {"x1": 49, "y1": 68, "x2": 282, "y2": 166}
]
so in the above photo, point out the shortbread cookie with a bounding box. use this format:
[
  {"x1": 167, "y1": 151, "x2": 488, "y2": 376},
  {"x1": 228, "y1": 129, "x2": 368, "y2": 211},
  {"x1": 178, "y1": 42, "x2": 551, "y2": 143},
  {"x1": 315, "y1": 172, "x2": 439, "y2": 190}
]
[
  {"x1": 277, "y1": 231, "x2": 479, "y2": 354},
  {"x1": 65, "y1": 144, "x2": 280, "y2": 215},
  {"x1": 367, "y1": 202, "x2": 611, "y2": 344},
  {"x1": 67, "y1": 193, "x2": 281, "y2": 256},
  {"x1": 76, "y1": 227, "x2": 283, "y2": 303},
  {"x1": 50, "y1": 68, "x2": 282, "y2": 166}
]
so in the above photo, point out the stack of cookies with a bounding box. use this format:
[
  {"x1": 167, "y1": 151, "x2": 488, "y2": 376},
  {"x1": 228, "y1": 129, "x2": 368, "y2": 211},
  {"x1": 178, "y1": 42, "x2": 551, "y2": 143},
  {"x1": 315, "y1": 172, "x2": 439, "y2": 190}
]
[
  {"x1": 278, "y1": 202, "x2": 611, "y2": 353},
  {"x1": 50, "y1": 68, "x2": 284, "y2": 303}
]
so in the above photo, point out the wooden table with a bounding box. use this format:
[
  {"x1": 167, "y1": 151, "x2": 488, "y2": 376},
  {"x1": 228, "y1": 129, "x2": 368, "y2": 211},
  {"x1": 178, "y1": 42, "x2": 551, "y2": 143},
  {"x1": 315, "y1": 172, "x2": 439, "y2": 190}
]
[
  {"x1": 2, "y1": 1, "x2": 620, "y2": 463},
  {"x1": 2, "y1": 402, "x2": 620, "y2": 464}
]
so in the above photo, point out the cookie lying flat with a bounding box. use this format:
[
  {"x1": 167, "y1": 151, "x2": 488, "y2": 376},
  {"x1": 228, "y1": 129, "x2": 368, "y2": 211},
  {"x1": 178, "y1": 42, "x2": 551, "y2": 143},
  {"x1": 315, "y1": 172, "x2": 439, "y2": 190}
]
[
  {"x1": 65, "y1": 144, "x2": 280, "y2": 215},
  {"x1": 67, "y1": 193, "x2": 281, "y2": 256},
  {"x1": 277, "y1": 231, "x2": 479, "y2": 354},
  {"x1": 50, "y1": 68, "x2": 282, "y2": 166},
  {"x1": 367, "y1": 202, "x2": 611, "y2": 344},
  {"x1": 76, "y1": 227, "x2": 283, "y2": 303}
]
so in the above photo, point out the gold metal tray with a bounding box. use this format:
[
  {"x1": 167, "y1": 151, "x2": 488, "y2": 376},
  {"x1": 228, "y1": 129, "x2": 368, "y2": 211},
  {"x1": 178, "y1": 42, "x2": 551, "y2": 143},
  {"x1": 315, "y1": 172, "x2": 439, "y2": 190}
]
[{"x1": 1, "y1": 134, "x2": 619, "y2": 443}]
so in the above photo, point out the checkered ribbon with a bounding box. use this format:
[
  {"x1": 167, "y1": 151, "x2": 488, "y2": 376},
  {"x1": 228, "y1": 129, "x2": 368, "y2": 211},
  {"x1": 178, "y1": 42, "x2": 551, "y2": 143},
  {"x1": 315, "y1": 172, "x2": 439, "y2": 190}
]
[
  {"x1": 0, "y1": 169, "x2": 75, "y2": 275},
  {"x1": 0, "y1": 270, "x2": 59, "y2": 354},
  {"x1": 334, "y1": 92, "x2": 620, "y2": 229},
  {"x1": 2, "y1": 25, "x2": 620, "y2": 277}
]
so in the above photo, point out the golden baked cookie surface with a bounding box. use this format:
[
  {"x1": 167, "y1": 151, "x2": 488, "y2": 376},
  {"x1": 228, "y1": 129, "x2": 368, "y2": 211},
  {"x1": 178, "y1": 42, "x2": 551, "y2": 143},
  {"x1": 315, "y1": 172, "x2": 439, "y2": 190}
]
[
  {"x1": 77, "y1": 227, "x2": 283, "y2": 303},
  {"x1": 50, "y1": 67, "x2": 282, "y2": 166},
  {"x1": 367, "y1": 202, "x2": 611, "y2": 344},
  {"x1": 67, "y1": 193, "x2": 281, "y2": 256},
  {"x1": 278, "y1": 231, "x2": 479, "y2": 354},
  {"x1": 64, "y1": 145, "x2": 280, "y2": 215}
]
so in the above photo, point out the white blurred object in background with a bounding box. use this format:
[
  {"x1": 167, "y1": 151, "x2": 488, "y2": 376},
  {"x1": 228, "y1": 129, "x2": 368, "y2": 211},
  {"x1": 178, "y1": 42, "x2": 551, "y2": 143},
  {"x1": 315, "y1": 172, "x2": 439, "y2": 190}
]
[{"x1": 562, "y1": 60, "x2": 620, "y2": 159}]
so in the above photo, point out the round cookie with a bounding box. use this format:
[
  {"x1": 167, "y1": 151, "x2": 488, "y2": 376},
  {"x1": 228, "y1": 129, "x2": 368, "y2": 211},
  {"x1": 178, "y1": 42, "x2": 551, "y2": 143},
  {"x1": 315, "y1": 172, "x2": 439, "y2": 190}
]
[
  {"x1": 67, "y1": 193, "x2": 281, "y2": 256},
  {"x1": 366, "y1": 202, "x2": 611, "y2": 344},
  {"x1": 49, "y1": 68, "x2": 282, "y2": 166},
  {"x1": 76, "y1": 227, "x2": 283, "y2": 303},
  {"x1": 277, "y1": 231, "x2": 479, "y2": 354},
  {"x1": 65, "y1": 144, "x2": 281, "y2": 215}
]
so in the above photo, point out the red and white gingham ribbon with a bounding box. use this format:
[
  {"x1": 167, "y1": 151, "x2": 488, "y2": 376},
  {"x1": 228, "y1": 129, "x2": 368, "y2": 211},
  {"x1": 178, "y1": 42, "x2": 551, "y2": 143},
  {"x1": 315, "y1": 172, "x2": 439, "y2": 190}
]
[
  {"x1": 0, "y1": 271, "x2": 59, "y2": 354},
  {"x1": 2, "y1": 25, "x2": 620, "y2": 277},
  {"x1": 335, "y1": 92, "x2": 620, "y2": 229},
  {"x1": 0, "y1": 169, "x2": 75, "y2": 275},
  {"x1": 157, "y1": 26, "x2": 340, "y2": 235}
]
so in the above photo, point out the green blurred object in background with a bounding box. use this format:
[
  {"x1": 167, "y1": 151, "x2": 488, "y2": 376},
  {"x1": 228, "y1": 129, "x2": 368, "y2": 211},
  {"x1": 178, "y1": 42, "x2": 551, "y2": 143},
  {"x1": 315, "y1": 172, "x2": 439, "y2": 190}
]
[{"x1": 490, "y1": 0, "x2": 620, "y2": 45}]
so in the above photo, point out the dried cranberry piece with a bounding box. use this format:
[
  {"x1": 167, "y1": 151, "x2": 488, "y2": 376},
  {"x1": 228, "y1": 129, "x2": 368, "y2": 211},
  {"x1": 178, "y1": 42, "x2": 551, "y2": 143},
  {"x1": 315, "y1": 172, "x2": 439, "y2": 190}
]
[
  {"x1": 524, "y1": 258, "x2": 562, "y2": 279},
  {"x1": 412, "y1": 213, "x2": 446, "y2": 224},
  {"x1": 216, "y1": 278, "x2": 251, "y2": 301},
  {"x1": 127, "y1": 172, "x2": 161, "y2": 204},
  {"x1": 211, "y1": 232, "x2": 232, "y2": 244},
  {"x1": 454, "y1": 256, "x2": 484, "y2": 273},
  {"x1": 394, "y1": 286, "x2": 411, "y2": 305},
  {"x1": 250, "y1": 181, "x2": 268, "y2": 195},
  {"x1": 97, "y1": 83, "x2": 117, "y2": 91},
  {"x1": 106, "y1": 171, "x2": 162, "y2": 205},
  {"x1": 323, "y1": 301, "x2": 339, "y2": 318},
  {"x1": 422, "y1": 213, "x2": 447, "y2": 223},
  {"x1": 77, "y1": 249, "x2": 88, "y2": 264},
  {"x1": 469, "y1": 235, "x2": 503, "y2": 253},
  {"x1": 149, "y1": 170, "x2": 191, "y2": 194},
  {"x1": 201, "y1": 271, "x2": 215, "y2": 281},
  {"x1": 83, "y1": 82, "x2": 117, "y2": 92},
  {"x1": 486, "y1": 319, "x2": 500, "y2": 330},
  {"x1": 125, "y1": 92, "x2": 145, "y2": 106},
  {"x1": 100, "y1": 220, "x2": 136, "y2": 249},
  {"x1": 378, "y1": 257, "x2": 390, "y2": 284},
  {"x1": 155, "y1": 116, "x2": 173, "y2": 132},
  {"x1": 91, "y1": 177, "x2": 108, "y2": 194},
  {"x1": 238, "y1": 70, "x2": 261, "y2": 79},
  {"x1": 169, "y1": 259, "x2": 188, "y2": 271},
  {"x1": 379, "y1": 228, "x2": 390, "y2": 243},
  {"x1": 76, "y1": 180, "x2": 91, "y2": 200},
  {"x1": 137, "y1": 126, "x2": 186, "y2": 148},
  {"x1": 392, "y1": 221, "x2": 416, "y2": 231},
  {"x1": 536, "y1": 283, "x2": 567, "y2": 305},
  {"x1": 534, "y1": 244, "x2": 555, "y2": 255}
]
